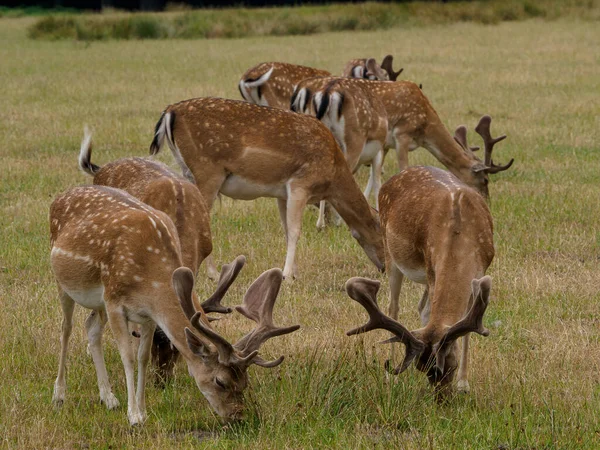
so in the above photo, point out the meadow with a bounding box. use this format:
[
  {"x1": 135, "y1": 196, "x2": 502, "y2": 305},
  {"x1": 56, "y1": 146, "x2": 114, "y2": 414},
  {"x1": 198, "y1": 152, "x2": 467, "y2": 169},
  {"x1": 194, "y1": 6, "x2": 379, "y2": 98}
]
[{"x1": 1, "y1": 11, "x2": 599, "y2": 449}]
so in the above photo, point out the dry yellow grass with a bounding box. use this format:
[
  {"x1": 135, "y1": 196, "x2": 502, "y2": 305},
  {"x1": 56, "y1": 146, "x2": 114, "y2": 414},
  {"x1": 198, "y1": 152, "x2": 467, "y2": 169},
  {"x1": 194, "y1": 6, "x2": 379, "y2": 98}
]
[{"x1": 0, "y1": 15, "x2": 599, "y2": 449}]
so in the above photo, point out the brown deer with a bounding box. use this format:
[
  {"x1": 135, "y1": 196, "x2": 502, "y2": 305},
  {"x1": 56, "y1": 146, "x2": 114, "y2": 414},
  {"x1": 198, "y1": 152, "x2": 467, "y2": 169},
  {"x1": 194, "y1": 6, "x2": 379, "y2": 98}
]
[
  {"x1": 78, "y1": 129, "x2": 220, "y2": 384},
  {"x1": 341, "y1": 55, "x2": 403, "y2": 81},
  {"x1": 344, "y1": 117, "x2": 504, "y2": 396},
  {"x1": 149, "y1": 97, "x2": 385, "y2": 279},
  {"x1": 291, "y1": 78, "x2": 514, "y2": 199},
  {"x1": 50, "y1": 185, "x2": 300, "y2": 425},
  {"x1": 239, "y1": 62, "x2": 331, "y2": 109},
  {"x1": 300, "y1": 78, "x2": 389, "y2": 228}
]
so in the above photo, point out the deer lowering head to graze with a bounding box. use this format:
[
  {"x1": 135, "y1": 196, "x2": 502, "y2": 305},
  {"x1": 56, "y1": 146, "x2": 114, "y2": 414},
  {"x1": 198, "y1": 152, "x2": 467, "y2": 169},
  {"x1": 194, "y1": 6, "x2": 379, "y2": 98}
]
[
  {"x1": 345, "y1": 163, "x2": 496, "y2": 396},
  {"x1": 293, "y1": 77, "x2": 513, "y2": 199},
  {"x1": 149, "y1": 97, "x2": 385, "y2": 279},
  {"x1": 50, "y1": 185, "x2": 300, "y2": 425},
  {"x1": 302, "y1": 78, "x2": 388, "y2": 229},
  {"x1": 238, "y1": 62, "x2": 331, "y2": 109},
  {"x1": 341, "y1": 55, "x2": 403, "y2": 81},
  {"x1": 78, "y1": 129, "x2": 218, "y2": 384}
]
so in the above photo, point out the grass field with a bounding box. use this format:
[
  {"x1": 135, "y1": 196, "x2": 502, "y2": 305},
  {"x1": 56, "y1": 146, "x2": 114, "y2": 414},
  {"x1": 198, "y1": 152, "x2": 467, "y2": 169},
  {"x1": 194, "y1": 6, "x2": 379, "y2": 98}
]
[{"x1": 1, "y1": 13, "x2": 599, "y2": 449}]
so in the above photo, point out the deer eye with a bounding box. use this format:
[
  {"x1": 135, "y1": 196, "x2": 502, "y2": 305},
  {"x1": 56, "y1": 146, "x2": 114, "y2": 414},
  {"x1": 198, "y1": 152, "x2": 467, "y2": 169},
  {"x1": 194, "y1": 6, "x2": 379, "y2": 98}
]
[{"x1": 215, "y1": 377, "x2": 227, "y2": 390}]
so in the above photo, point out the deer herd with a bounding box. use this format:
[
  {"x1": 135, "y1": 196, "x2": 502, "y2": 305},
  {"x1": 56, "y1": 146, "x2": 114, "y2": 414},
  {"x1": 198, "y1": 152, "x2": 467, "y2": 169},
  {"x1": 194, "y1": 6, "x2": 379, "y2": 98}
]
[{"x1": 49, "y1": 54, "x2": 513, "y2": 425}]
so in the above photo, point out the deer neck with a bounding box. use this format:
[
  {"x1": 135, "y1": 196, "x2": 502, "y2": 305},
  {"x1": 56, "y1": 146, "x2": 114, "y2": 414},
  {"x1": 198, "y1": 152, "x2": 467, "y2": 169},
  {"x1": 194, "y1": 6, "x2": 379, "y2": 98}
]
[{"x1": 422, "y1": 116, "x2": 475, "y2": 179}]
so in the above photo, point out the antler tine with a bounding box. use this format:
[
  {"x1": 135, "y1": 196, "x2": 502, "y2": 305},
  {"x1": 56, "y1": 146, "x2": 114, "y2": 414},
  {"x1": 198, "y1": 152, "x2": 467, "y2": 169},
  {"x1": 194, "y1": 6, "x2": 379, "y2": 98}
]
[
  {"x1": 474, "y1": 115, "x2": 512, "y2": 172},
  {"x1": 233, "y1": 268, "x2": 301, "y2": 361},
  {"x1": 200, "y1": 255, "x2": 246, "y2": 314},
  {"x1": 189, "y1": 312, "x2": 235, "y2": 364},
  {"x1": 345, "y1": 277, "x2": 425, "y2": 374},
  {"x1": 432, "y1": 276, "x2": 492, "y2": 372},
  {"x1": 454, "y1": 125, "x2": 480, "y2": 153},
  {"x1": 380, "y1": 55, "x2": 404, "y2": 81},
  {"x1": 173, "y1": 267, "x2": 197, "y2": 321}
]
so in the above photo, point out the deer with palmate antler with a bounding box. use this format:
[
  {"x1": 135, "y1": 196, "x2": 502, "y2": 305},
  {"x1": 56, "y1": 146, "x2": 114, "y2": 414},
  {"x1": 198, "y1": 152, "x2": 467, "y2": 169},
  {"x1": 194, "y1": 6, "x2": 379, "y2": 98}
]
[
  {"x1": 291, "y1": 78, "x2": 513, "y2": 199},
  {"x1": 78, "y1": 128, "x2": 220, "y2": 384},
  {"x1": 149, "y1": 97, "x2": 385, "y2": 279},
  {"x1": 341, "y1": 55, "x2": 403, "y2": 81},
  {"x1": 344, "y1": 116, "x2": 506, "y2": 396},
  {"x1": 50, "y1": 185, "x2": 299, "y2": 425}
]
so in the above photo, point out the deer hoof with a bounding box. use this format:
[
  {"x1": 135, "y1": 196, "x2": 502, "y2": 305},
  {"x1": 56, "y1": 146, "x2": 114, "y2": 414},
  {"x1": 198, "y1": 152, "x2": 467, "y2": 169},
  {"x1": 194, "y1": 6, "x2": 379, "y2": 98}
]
[{"x1": 457, "y1": 380, "x2": 470, "y2": 393}]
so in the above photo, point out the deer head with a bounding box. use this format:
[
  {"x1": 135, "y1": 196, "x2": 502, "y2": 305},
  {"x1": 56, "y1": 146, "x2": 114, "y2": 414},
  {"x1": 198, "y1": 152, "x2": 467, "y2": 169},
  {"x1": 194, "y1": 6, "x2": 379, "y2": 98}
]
[
  {"x1": 176, "y1": 258, "x2": 299, "y2": 420},
  {"x1": 345, "y1": 276, "x2": 491, "y2": 388}
]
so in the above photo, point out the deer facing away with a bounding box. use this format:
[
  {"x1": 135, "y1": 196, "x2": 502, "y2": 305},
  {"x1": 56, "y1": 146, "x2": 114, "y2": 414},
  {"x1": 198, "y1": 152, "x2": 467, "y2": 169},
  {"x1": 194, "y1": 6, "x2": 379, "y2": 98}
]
[
  {"x1": 50, "y1": 185, "x2": 299, "y2": 425},
  {"x1": 149, "y1": 97, "x2": 385, "y2": 279}
]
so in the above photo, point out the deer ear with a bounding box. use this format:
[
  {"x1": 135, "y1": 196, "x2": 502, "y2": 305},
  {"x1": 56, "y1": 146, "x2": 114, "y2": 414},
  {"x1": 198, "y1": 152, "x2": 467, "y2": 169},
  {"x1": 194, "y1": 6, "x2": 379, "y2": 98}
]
[
  {"x1": 365, "y1": 58, "x2": 377, "y2": 75},
  {"x1": 185, "y1": 328, "x2": 213, "y2": 359}
]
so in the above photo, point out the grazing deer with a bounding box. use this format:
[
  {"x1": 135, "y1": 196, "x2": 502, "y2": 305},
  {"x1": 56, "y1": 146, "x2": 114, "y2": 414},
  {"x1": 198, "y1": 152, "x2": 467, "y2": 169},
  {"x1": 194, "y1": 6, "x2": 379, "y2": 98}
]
[
  {"x1": 238, "y1": 62, "x2": 331, "y2": 109},
  {"x1": 50, "y1": 185, "x2": 300, "y2": 425},
  {"x1": 345, "y1": 118, "x2": 504, "y2": 395},
  {"x1": 291, "y1": 78, "x2": 513, "y2": 198},
  {"x1": 303, "y1": 78, "x2": 388, "y2": 229},
  {"x1": 78, "y1": 129, "x2": 220, "y2": 384},
  {"x1": 149, "y1": 97, "x2": 385, "y2": 279},
  {"x1": 341, "y1": 55, "x2": 403, "y2": 81}
]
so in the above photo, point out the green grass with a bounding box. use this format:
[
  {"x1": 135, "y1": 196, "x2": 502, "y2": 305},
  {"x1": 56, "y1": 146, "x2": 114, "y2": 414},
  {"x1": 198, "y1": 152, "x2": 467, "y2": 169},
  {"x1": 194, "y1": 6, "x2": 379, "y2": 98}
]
[
  {"x1": 1, "y1": 13, "x2": 600, "y2": 449},
  {"x1": 27, "y1": 0, "x2": 600, "y2": 41}
]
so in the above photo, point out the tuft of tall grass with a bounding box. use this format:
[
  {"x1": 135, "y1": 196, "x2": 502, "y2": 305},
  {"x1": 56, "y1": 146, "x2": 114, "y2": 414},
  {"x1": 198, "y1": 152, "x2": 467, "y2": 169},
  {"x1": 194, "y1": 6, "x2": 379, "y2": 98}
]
[{"x1": 27, "y1": 0, "x2": 600, "y2": 42}]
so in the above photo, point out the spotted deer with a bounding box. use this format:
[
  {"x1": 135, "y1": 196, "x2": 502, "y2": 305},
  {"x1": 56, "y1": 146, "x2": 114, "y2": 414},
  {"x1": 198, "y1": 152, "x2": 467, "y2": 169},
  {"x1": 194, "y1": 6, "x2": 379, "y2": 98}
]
[
  {"x1": 300, "y1": 78, "x2": 388, "y2": 229},
  {"x1": 345, "y1": 117, "x2": 504, "y2": 396},
  {"x1": 238, "y1": 62, "x2": 331, "y2": 109},
  {"x1": 291, "y1": 78, "x2": 514, "y2": 199},
  {"x1": 50, "y1": 185, "x2": 300, "y2": 425},
  {"x1": 149, "y1": 97, "x2": 385, "y2": 279},
  {"x1": 78, "y1": 129, "x2": 220, "y2": 384},
  {"x1": 341, "y1": 55, "x2": 403, "y2": 81}
]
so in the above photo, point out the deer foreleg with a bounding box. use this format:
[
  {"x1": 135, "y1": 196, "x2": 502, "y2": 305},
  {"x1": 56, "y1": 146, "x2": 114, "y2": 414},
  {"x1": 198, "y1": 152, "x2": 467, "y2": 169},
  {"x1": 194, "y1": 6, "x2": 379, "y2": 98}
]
[
  {"x1": 85, "y1": 309, "x2": 120, "y2": 410},
  {"x1": 393, "y1": 131, "x2": 412, "y2": 172},
  {"x1": 316, "y1": 201, "x2": 327, "y2": 230},
  {"x1": 388, "y1": 264, "x2": 404, "y2": 366},
  {"x1": 135, "y1": 321, "x2": 156, "y2": 416},
  {"x1": 106, "y1": 305, "x2": 144, "y2": 426},
  {"x1": 282, "y1": 190, "x2": 308, "y2": 280},
  {"x1": 52, "y1": 290, "x2": 75, "y2": 406},
  {"x1": 457, "y1": 335, "x2": 470, "y2": 393}
]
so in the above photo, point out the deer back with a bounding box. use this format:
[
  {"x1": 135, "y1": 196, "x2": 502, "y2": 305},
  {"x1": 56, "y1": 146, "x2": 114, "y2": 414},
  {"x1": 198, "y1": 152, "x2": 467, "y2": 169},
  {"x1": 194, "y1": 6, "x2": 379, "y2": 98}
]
[
  {"x1": 239, "y1": 62, "x2": 331, "y2": 109},
  {"x1": 91, "y1": 157, "x2": 212, "y2": 276}
]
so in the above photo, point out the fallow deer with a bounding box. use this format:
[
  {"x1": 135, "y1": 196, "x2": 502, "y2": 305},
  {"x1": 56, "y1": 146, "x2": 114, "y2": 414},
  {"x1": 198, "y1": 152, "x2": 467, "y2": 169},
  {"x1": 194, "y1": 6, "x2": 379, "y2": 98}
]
[
  {"x1": 341, "y1": 55, "x2": 403, "y2": 81},
  {"x1": 291, "y1": 78, "x2": 514, "y2": 199},
  {"x1": 345, "y1": 117, "x2": 505, "y2": 395},
  {"x1": 238, "y1": 62, "x2": 331, "y2": 109},
  {"x1": 149, "y1": 97, "x2": 385, "y2": 279},
  {"x1": 301, "y1": 78, "x2": 388, "y2": 229},
  {"x1": 78, "y1": 129, "x2": 220, "y2": 383},
  {"x1": 50, "y1": 185, "x2": 300, "y2": 425}
]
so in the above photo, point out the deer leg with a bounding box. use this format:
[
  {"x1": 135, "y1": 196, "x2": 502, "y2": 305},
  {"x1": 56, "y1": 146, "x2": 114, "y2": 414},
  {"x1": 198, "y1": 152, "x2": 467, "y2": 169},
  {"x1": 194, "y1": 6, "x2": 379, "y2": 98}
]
[
  {"x1": 417, "y1": 287, "x2": 430, "y2": 326},
  {"x1": 52, "y1": 289, "x2": 75, "y2": 406},
  {"x1": 135, "y1": 321, "x2": 156, "y2": 420},
  {"x1": 456, "y1": 335, "x2": 470, "y2": 393},
  {"x1": 85, "y1": 309, "x2": 120, "y2": 410},
  {"x1": 316, "y1": 201, "x2": 327, "y2": 230},
  {"x1": 388, "y1": 264, "x2": 404, "y2": 366},
  {"x1": 196, "y1": 171, "x2": 226, "y2": 281},
  {"x1": 204, "y1": 255, "x2": 220, "y2": 281},
  {"x1": 106, "y1": 305, "x2": 144, "y2": 426},
  {"x1": 282, "y1": 190, "x2": 308, "y2": 280},
  {"x1": 393, "y1": 131, "x2": 412, "y2": 172},
  {"x1": 370, "y1": 149, "x2": 384, "y2": 209},
  {"x1": 277, "y1": 198, "x2": 288, "y2": 242}
]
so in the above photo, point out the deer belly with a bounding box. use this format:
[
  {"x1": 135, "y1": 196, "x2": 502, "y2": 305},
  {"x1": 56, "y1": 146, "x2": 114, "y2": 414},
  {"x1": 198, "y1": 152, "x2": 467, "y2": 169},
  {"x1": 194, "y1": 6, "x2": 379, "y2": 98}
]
[
  {"x1": 358, "y1": 141, "x2": 382, "y2": 165},
  {"x1": 220, "y1": 175, "x2": 286, "y2": 200},
  {"x1": 396, "y1": 263, "x2": 427, "y2": 284},
  {"x1": 63, "y1": 284, "x2": 106, "y2": 310}
]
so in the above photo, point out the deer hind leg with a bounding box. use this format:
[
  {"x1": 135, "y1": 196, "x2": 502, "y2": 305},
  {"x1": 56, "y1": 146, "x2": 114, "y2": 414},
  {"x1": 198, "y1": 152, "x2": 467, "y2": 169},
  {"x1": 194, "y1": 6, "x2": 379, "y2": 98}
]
[
  {"x1": 106, "y1": 304, "x2": 144, "y2": 425},
  {"x1": 456, "y1": 335, "x2": 470, "y2": 393},
  {"x1": 388, "y1": 264, "x2": 405, "y2": 367},
  {"x1": 316, "y1": 201, "x2": 327, "y2": 230},
  {"x1": 282, "y1": 189, "x2": 308, "y2": 280},
  {"x1": 85, "y1": 309, "x2": 120, "y2": 410},
  {"x1": 52, "y1": 289, "x2": 75, "y2": 406},
  {"x1": 135, "y1": 321, "x2": 156, "y2": 417}
]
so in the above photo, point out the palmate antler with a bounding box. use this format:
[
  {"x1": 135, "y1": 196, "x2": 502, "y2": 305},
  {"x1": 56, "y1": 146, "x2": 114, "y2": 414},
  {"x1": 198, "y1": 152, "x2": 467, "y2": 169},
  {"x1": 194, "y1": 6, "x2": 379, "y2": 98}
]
[
  {"x1": 432, "y1": 276, "x2": 492, "y2": 372},
  {"x1": 475, "y1": 115, "x2": 514, "y2": 174},
  {"x1": 380, "y1": 55, "x2": 404, "y2": 81},
  {"x1": 345, "y1": 277, "x2": 425, "y2": 374},
  {"x1": 454, "y1": 125, "x2": 480, "y2": 153},
  {"x1": 177, "y1": 257, "x2": 299, "y2": 370}
]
